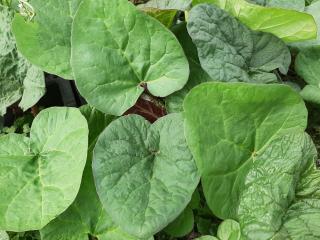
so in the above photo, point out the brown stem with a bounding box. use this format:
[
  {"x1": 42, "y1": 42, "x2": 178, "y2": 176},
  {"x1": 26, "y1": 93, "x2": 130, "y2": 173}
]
[{"x1": 31, "y1": 105, "x2": 40, "y2": 117}]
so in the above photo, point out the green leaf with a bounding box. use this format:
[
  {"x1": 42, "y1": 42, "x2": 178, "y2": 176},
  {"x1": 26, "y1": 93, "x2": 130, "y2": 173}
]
[
  {"x1": 189, "y1": 189, "x2": 201, "y2": 209},
  {"x1": 192, "y1": 0, "x2": 317, "y2": 42},
  {"x1": 184, "y1": 82, "x2": 307, "y2": 219},
  {"x1": 237, "y1": 133, "x2": 320, "y2": 239},
  {"x1": 72, "y1": 0, "x2": 189, "y2": 116},
  {"x1": 12, "y1": 0, "x2": 82, "y2": 79},
  {"x1": 184, "y1": 82, "x2": 320, "y2": 239},
  {"x1": 217, "y1": 220, "x2": 241, "y2": 240},
  {"x1": 0, "y1": 231, "x2": 9, "y2": 240},
  {"x1": 0, "y1": 107, "x2": 88, "y2": 231},
  {"x1": 0, "y1": 5, "x2": 45, "y2": 115},
  {"x1": 197, "y1": 218, "x2": 217, "y2": 236},
  {"x1": 166, "y1": 23, "x2": 213, "y2": 113},
  {"x1": 141, "y1": 8, "x2": 177, "y2": 28},
  {"x1": 93, "y1": 114, "x2": 200, "y2": 238},
  {"x1": 164, "y1": 207, "x2": 194, "y2": 237},
  {"x1": 295, "y1": 46, "x2": 320, "y2": 87},
  {"x1": 79, "y1": 105, "x2": 115, "y2": 151},
  {"x1": 291, "y1": 0, "x2": 320, "y2": 49},
  {"x1": 250, "y1": 0, "x2": 305, "y2": 11},
  {"x1": 187, "y1": 4, "x2": 290, "y2": 83},
  {"x1": 139, "y1": 0, "x2": 192, "y2": 10},
  {"x1": 300, "y1": 85, "x2": 320, "y2": 104}
]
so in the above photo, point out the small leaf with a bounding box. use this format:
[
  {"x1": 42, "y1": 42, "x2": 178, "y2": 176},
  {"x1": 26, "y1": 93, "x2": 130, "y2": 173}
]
[
  {"x1": 93, "y1": 114, "x2": 200, "y2": 238},
  {"x1": 217, "y1": 220, "x2": 241, "y2": 240},
  {"x1": 0, "y1": 107, "x2": 88, "y2": 231}
]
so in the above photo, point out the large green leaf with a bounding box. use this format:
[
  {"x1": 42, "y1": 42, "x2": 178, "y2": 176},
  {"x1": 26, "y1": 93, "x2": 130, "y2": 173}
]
[
  {"x1": 0, "y1": 5, "x2": 45, "y2": 115},
  {"x1": 93, "y1": 114, "x2": 200, "y2": 238},
  {"x1": 184, "y1": 82, "x2": 320, "y2": 239},
  {"x1": 12, "y1": 0, "x2": 82, "y2": 79},
  {"x1": 166, "y1": 23, "x2": 213, "y2": 113},
  {"x1": 41, "y1": 106, "x2": 147, "y2": 240},
  {"x1": 192, "y1": 0, "x2": 317, "y2": 42},
  {"x1": 184, "y1": 82, "x2": 307, "y2": 219},
  {"x1": 187, "y1": 4, "x2": 290, "y2": 83},
  {"x1": 71, "y1": 0, "x2": 189, "y2": 116},
  {"x1": 0, "y1": 107, "x2": 88, "y2": 231}
]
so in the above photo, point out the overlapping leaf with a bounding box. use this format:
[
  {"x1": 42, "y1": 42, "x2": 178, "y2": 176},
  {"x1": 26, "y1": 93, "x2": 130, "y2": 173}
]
[
  {"x1": 166, "y1": 23, "x2": 212, "y2": 113},
  {"x1": 41, "y1": 106, "x2": 150, "y2": 240},
  {"x1": 187, "y1": 4, "x2": 290, "y2": 83},
  {"x1": 295, "y1": 46, "x2": 320, "y2": 104},
  {"x1": 192, "y1": 0, "x2": 317, "y2": 42},
  {"x1": 0, "y1": 107, "x2": 88, "y2": 231},
  {"x1": 12, "y1": 0, "x2": 82, "y2": 79},
  {"x1": 0, "y1": 5, "x2": 45, "y2": 115},
  {"x1": 72, "y1": 0, "x2": 189, "y2": 116},
  {"x1": 93, "y1": 114, "x2": 200, "y2": 238}
]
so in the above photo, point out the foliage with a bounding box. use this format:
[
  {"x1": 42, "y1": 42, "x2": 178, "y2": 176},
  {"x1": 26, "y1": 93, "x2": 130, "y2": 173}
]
[
  {"x1": 0, "y1": 5, "x2": 45, "y2": 116},
  {"x1": 0, "y1": 0, "x2": 320, "y2": 239}
]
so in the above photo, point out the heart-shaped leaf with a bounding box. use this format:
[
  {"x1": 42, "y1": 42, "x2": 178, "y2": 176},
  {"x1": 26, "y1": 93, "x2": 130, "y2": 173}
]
[
  {"x1": 71, "y1": 0, "x2": 189, "y2": 116},
  {"x1": 0, "y1": 107, "x2": 88, "y2": 231},
  {"x1": 93, "y1": 114, "x2": 200, "y2": 238},
  {"x1": 12, "y1": 0, "x2": 82, "y2": 79},
  {"x1": 184, "y1": 82, "x2": 307, "y2": 219}
]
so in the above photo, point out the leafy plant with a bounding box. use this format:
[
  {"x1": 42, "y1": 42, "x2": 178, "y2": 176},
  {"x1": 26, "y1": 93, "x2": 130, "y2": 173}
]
[{"x1": 1, "y1": 0, "x2": 320, "y2": 239}]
